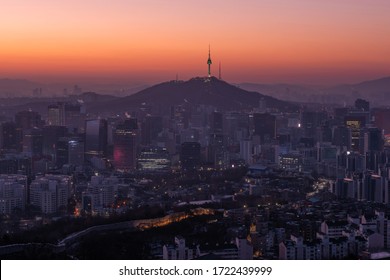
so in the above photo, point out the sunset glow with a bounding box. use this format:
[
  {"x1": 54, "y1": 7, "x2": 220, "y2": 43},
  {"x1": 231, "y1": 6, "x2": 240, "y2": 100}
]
[{"x1": 1, "y1": 0, "x2": 390, "y2": 84}]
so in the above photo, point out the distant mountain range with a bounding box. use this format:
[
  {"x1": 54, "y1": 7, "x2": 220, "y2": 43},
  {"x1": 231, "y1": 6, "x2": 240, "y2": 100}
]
[
  {"x1": 1, "y1": 76, "x2": 390, "y2": 114},
  {"x1": 0, "y1": 77, "x2": 297, "y2": 115},
  {"x1": 239, "y1": 77, "x2": 390, "y2": 106}
]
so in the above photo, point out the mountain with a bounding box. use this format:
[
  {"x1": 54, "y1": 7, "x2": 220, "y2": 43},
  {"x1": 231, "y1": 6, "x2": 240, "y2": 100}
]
[
  {"x1": 239, "y1": 83, "x2": 322, "y2": 103},
  {"x1": 324, "y1": 77, "x2": 390, "y2": 105},
  {"x1": 91, "y1": 77, "x2": 297, "y2": 113},
  {"x1": 240, "y1": 77, "x2": 390, "y2": 106}
]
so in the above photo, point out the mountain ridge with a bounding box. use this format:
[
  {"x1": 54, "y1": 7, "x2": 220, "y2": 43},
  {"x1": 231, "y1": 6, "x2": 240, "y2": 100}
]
[{"x1": 90, "y1": 76, "x2": 297, "y2": 112}]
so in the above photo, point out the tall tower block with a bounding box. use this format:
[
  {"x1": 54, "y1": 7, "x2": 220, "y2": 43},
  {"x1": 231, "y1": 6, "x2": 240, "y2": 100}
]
[{"x1": 207, "y1": 45, "x2": 212, "y2": 78}]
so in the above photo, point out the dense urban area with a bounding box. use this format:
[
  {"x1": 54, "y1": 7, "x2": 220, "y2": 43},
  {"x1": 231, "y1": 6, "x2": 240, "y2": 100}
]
[{"x1": 1, "y1": 77, "x2": 390, "y2": 260}]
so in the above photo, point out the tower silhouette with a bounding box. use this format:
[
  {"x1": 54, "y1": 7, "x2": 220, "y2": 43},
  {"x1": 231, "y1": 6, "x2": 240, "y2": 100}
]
[{"x1": 207, "y1": 45, "x2": 212, "y2": 78}]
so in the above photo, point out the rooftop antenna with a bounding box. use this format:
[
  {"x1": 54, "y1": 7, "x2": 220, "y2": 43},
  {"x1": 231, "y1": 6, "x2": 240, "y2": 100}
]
[{"x1": 219, "y1": 62, "x2": 222, "y2": 80}]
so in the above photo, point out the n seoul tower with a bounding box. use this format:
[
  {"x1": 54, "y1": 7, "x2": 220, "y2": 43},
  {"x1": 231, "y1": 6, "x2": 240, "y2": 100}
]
[{"x1": 207, "y1": 45, "x2": 212, "y2": 78}]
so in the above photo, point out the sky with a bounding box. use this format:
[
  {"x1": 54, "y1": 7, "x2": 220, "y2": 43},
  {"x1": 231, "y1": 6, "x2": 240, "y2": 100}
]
[{"x1": 1, "y1": 0, "x2": 390, "y2": 85}]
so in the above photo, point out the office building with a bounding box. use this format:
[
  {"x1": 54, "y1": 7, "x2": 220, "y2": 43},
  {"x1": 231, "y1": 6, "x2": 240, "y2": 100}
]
[
  {"x1": 22, "y1": 128, "x2": 43, "y2": 157},
  {"x1": 180, "y1": 142, "x2": 201, "y2": 171},
  {"x1": 42, "y1": 125, "x2": 67, "y2": 159},
  {"x1": 141, "y1": 115, "x2": 163, "y2": 145},
  {"x1": 0, "y1": 122, "x2": 22, "y2": 151},
  {"x1": 253, "y1": 113, "x2": 276, "y2": 143},
  {"x1": 137, "y1": 147, "x2": 171, "y2": 172},
  {"x1": 85, "y1": 119, "x2": 108, "y2": 158},
  {"x1": 47, "y1": 103, "x2": 65, "y2": 126},
  {"x1": 113, "y1": 118, "x2": 138, "y2": 170},
  {"x1": 15, "y1": 110, "x2": 44, "y2": 130}
]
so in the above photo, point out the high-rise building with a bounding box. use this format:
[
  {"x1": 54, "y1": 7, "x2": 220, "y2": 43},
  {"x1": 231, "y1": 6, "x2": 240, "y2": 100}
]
[
  {"x1": 240, "y1": 139, "x2": 253, "y2": 165},
  {"x1": 64, "y1": 103, "x2": 85, "y2": 133},
  {"x1": 224, "y1": 112, "x2": 250, "y2": 144},
  {"x1": 137, "y1": 147, "x2": 171, "y2": 172},
  {"x1": 171, "y1": 105, "x2": 189, "y2": 130},
  {"x1": 113, "y1": 118, "x2": 138, "y2": 170},
  {"x1": 141, "y1": 115, "x2": 163, "y2": 145},
  {"x1": 0, "y1": 122, "x2": 22, "y2": 151},
  {"x1": 42, "y1": 125, "x2": 67, "y2": 158},
  {"x1": 180, "y1": 142, "x2": 201, "y2": 171},
  {"x1": 208, "y1": 133, "x2": 226, "y2": 168},
  {"x1": 210, "y1": 111, "x2": 223, "y2": 133},
  {"x1": 47, "y1": 103, "x2": 65, "y2": 126},
  {"x1": 300, "y1": 111, "x2": 327, "y2": 139},
  {"x1": 82, "y1": 176, "x2": 119, "y2": 212},
  {"x1": 22, "y1": 128, "x2": 43, "y2": 156},
  {"x1": 29, "y1": 175, "x2": 72, "y2": 214},
  {"x1": 332, "y1": 126, "x2": 351, "y2": 149},
  {"x1": 372, "y1": 108, "x2": 390, "y2": 134},
  {"x1": 15, "y1": 110, "x2": 44, "y2": 130},
  {"x1": 253, "y1": 113, "x2": 276, "y2": 143},
  {"x1": 364, "y1": 127, "x2": 383, "y2": 153},
  {"x1": 333, "y1": 178, "x2": 356, "y2": 200},
  {"x1": 0, "y1": 175, "x2": 27, "y2": 214},
  {"x1": 68, "y1": 137, "x2": 85, "y2": 166},
  {"x1": 0, "y1": 155, "x2": 32, "y2": 176},
  {"x1": 345, "y1": 114, "x2": 367, "y2": 152},
  {"x1": 362, "y1": 173, "x2": 383, "y2": 203},
  {"x1": 56, "y1": 137, "x2": 70, "y2": 168},
  {"x1": 85, "y1": 119, "x2": 108, "y2": 158},
  {"x1": 54, "y1": 137, "x2": 85, "y2": 168}
]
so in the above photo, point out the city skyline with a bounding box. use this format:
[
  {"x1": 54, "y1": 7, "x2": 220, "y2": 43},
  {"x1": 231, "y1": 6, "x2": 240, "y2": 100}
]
[{"x1": 1, "y1": 0, "x2": 390, "y2": 85}]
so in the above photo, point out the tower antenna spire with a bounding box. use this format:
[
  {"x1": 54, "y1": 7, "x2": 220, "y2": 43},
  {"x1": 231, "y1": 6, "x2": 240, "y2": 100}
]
[
  {"x1": 219, "y1": 62, "x2": 221, "y2": 80},
  {"x1": 207, "y1": 44, "x2": 212, "y2": 78}
]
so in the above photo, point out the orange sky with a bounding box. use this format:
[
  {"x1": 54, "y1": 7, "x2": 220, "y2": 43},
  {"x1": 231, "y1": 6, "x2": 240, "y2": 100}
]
[{"x1": 1, "y1": 0, "x2": 390, "y2": 85}]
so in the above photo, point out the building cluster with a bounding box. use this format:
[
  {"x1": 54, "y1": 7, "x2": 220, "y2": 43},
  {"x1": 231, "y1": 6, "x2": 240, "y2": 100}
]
[
  {"x1": 1, "y1": 88, "x2": 390, "y2": 260},
  {"x1": 0, "y1": 97, "x2": 389, "y2": 177},
  {"x1": 162, "y1": 235, "x2": 252, "y2": 260},
  {"x1": 280, "y1": 211, "x2": 390, "y2": 259}
]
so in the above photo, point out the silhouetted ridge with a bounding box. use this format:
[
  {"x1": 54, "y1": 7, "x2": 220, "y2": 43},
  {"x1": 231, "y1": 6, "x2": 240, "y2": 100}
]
[{"x1": 98, "y1": 77, "x2": 295, "y2": 111}]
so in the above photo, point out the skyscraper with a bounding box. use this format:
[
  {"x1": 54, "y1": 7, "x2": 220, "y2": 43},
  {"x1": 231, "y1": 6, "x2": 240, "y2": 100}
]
[
  {"x1": 85, "y1": 119, "x2": 108, "y2": 158},
  {"x1": 68, "y1": 137, "x2": 85, "y2": 166},
  {"x1": 0, "y1": 122, "x2": 21, "y2": 151},
  {"x1": 210, "y1": 111, "x2": 223, "y2": 133},
  {"x1": 113, "y1": 118, "x2": 138, "y2": 170},
  {"x1": 42, "y1": 125, "x2": 67, "y2": 158},
  {"x1": 55, "y1": 136, "x2": 85, "y2": 168},
  {"x1": 253, "y1": 113, "x2": 276, "y2": 143},
  {"x1": 180, "y1": 142, "x2": 201, "y2": 171},
  {"x1": 22, "y1": 128, "x2": 43, "y2": 157},
  {"x1": 141, "y1": 115, "x2": 163, "y2": 145},
  {"x1": 364, "y1": 127, "x2": 383, "y2": 153},
  {"x1": 15, "y1": 110, "x2": 44, "y2": 130},
  {"x1": 47, "y1": 103, "x2": 65, "y2": 126},
  {"x1": 345, "y1": 114, "x2": 367, "y2": 152},
  {"x1": 64, "y1": 103, "x2": 85, "y2": 133}
]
